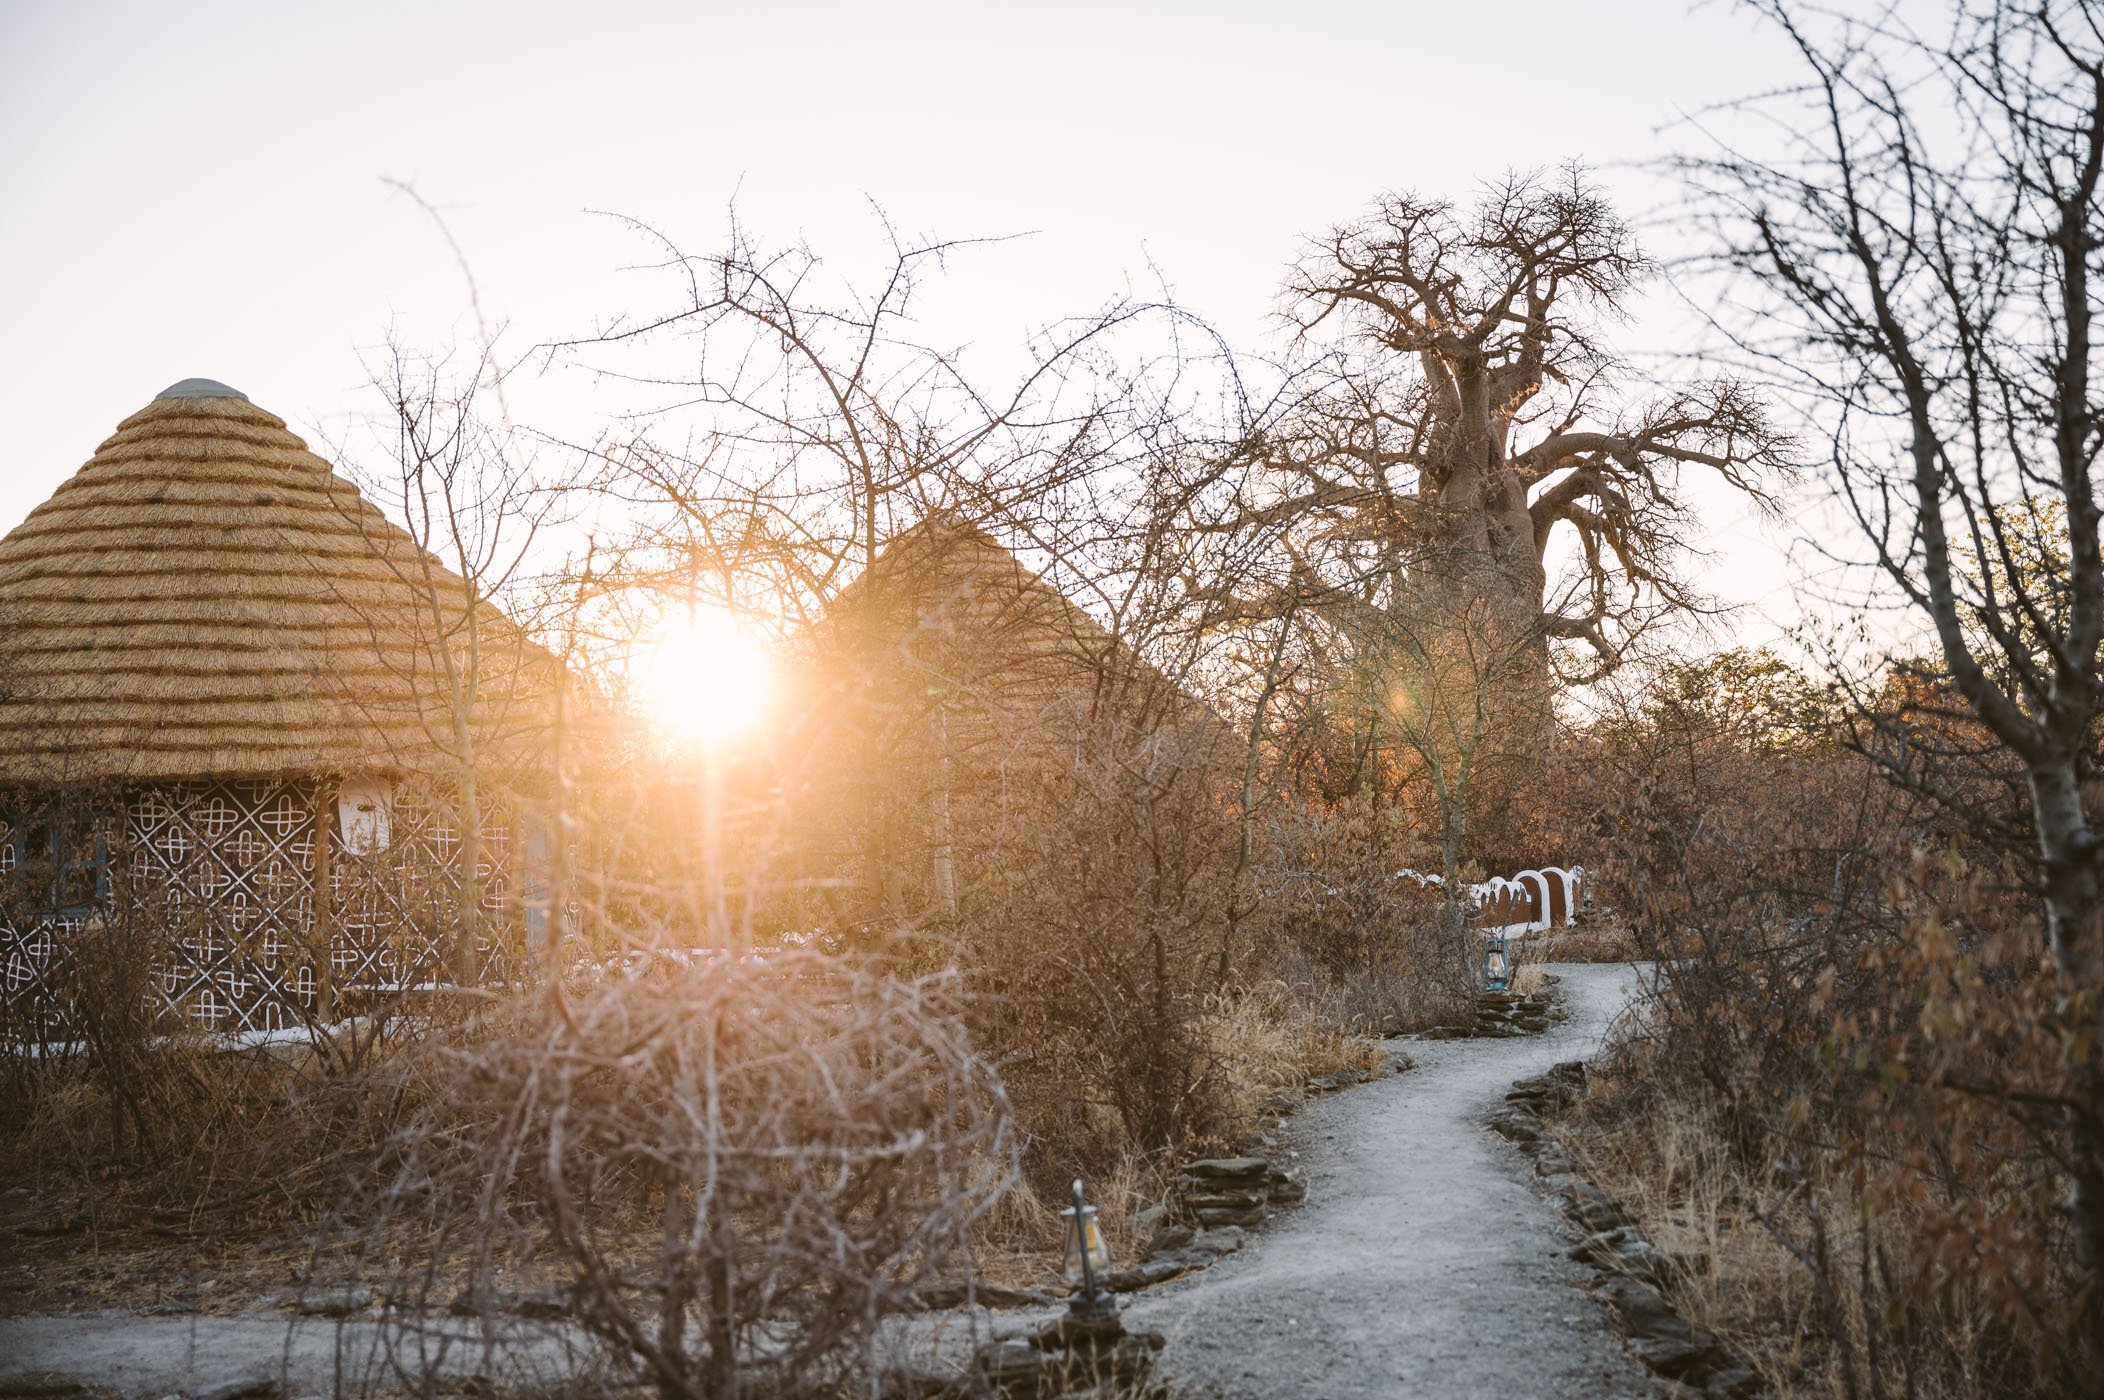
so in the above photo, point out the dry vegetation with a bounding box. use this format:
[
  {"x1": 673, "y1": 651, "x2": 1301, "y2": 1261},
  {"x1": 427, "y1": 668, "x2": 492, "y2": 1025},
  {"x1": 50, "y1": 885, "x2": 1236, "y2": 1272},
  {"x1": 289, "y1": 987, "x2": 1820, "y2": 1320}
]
[
  {"x1": 3, "y1": 7, "x2": 2100, "y2": 1398},
  {"x1": 1533, "y1": 649, "x2": 2096, "y2": 1398}
]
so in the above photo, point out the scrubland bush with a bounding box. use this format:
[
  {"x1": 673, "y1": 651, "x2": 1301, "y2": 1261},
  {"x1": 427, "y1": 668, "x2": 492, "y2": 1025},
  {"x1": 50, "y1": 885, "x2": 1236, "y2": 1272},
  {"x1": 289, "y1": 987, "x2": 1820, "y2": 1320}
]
[
  {"x1": 354, "y1": 950, "x2": 1011, "y2": 1399},
  {"x1": 1255, "y1": 798, "x2": 1477, "y2": 1035},
  {"x1": 1554, "y1": 651, "x2": 2093, "y2": 1398}
]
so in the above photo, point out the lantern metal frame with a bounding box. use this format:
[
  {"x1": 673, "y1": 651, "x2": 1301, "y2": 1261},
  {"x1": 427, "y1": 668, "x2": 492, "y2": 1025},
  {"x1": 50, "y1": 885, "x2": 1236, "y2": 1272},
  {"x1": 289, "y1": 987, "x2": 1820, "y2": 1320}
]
[
  {"x1": 1482, "y1": 933, "x2": 1513, "y2": 992},
  {"x1": 1061, "y1": 1177, "x2": 1117, "y2": 1325}
]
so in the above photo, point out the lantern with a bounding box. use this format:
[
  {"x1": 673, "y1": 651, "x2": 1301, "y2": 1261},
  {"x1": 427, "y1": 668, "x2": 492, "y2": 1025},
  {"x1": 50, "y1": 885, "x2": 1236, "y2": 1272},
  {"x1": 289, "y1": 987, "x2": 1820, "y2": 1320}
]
[
  {"x1": 1060, "y1": 1177, "x2": 1116, "y2": 1323},
  {"x1": 1483, "y1": 934, "x2": 1512, "y2": 992}
]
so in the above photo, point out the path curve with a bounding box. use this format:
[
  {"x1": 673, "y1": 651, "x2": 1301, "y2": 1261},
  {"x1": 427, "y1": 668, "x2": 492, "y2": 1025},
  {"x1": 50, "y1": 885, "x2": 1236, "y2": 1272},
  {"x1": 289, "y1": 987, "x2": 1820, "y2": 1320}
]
[{"x1": 1122, "y1": 962, "x2": 1671, "y2": 1400}]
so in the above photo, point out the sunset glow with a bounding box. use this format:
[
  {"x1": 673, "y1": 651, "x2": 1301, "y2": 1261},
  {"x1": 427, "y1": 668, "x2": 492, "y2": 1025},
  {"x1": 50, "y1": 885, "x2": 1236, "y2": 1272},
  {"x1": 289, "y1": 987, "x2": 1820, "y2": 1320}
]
[{"x1": 637, "y1": 607, "x2": 771, "y2": 746}]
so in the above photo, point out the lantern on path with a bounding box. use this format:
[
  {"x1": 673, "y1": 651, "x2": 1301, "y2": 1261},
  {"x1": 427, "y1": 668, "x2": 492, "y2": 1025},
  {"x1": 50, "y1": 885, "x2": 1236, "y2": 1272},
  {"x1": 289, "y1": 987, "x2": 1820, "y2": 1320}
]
[
  {"x1": 1061, "y1": 1177, "x2": 1116, "y2": 1324},
  {"x1": 1483, "y1": 933, "x2": 1512, "y2": 992}
]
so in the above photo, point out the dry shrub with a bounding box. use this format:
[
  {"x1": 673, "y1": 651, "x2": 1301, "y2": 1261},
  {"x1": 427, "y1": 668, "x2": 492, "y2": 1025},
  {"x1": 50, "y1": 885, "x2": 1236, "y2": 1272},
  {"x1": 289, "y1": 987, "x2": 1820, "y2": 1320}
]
[
  {"x1": 353, "y1": 948, "x2": 1014, "y2": 1399},
  {"x1": 0, "y1": 890, "x2": 432, "y2": 1236},
  {"x1": 1252, "y1": 799, "x2": 1476, "y2": 1036},
  {"x1": 1566, "y1": 652, "x2": 2093, "y2": 1398}
]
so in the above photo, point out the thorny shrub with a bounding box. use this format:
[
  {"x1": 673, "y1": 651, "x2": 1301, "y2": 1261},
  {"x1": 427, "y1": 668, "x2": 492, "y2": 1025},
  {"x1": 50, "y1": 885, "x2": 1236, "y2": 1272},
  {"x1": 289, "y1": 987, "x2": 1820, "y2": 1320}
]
[
  {"x1": 348, "y1": 949, "x2": 1015, "y2": 1400},
  {"x1": 1254, "y1": 797, "x2": 1477, "y2": 1036},
  {"x1": 1555, "y1": 652, "x2": 2095, "y2": 1398}
]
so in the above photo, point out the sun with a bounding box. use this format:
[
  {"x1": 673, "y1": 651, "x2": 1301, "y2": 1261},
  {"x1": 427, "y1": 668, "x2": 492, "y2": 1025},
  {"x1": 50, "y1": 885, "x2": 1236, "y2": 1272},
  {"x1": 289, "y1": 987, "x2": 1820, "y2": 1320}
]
[{"x1": 636, "y1": 606, "x2": 772, "y2": 746}]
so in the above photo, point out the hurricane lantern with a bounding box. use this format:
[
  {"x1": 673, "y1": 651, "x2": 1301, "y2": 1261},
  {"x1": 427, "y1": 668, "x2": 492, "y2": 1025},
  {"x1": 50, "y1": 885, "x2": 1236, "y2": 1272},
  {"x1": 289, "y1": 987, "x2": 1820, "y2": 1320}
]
[
  {"x1": 1061, "y1": 1177, "x2": 1116, "y2": 1324},
  {"x1": 1483, "y1": 934, "x2": 1513, "y2": 992}
]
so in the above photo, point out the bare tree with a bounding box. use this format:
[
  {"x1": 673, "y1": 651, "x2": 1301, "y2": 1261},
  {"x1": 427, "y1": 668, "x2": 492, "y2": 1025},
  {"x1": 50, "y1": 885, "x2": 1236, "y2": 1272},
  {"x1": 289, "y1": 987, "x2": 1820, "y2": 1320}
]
[
  {"x1": 334, "y1": 341, "x2": 561, "y2": 985},
  {"x1": 1349, "y1": 585, "x2": 1542, "y2": 882},
  {"x1": 1680, "y1": 0, "x2": 2104, "y2": 1326},
  {"x1": 556, "y1": 210, "x2": 1167, "y2": 625},
  {"x1": 1183, "y1": 172, "x2": 1788, "y2": 767}
]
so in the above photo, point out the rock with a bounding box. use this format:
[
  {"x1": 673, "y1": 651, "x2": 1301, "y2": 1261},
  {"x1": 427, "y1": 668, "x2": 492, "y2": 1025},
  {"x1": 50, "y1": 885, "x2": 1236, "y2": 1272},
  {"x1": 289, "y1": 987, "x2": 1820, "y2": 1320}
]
[
  {"x1": 1180, "y1": 1157, "x2": 1269, "y2": 1181},
  {"x1": 1572, "y1": 1227, "x2": 1674, "y2": 1284},
  {"x1": 1145, "y1": 1247, "x2": 1214, "y2": 1274},
  {"x1": 1557, "y1": 1181, "x2": 1631, "y2": 1233},
  {"x1": 1142, "y1": 1221, "x2": 1193, "y2": 1257},
  {"x1": 1596, "y1": 1277, "x2": 1701, "y2": 1344},
  {"x1": 1569, "y1": 1227, "x2": 1634, "y2": 1267},
  {"x1": 188, "y1": 1381, "x2": 279, "y2": 1400},
  {"x1": 1627, "y1": 1337, "x2": 1722, "y2": 1382},
  {"x1": 1506, "y1": 1075, "x2": 1576, "y2": 1110},
  {"x1": 1264, "y1": 1166, "x2": 1308, "y2": 1205},
  {"x1": 1105, "y1": 1257, "x2": 1192, "y2": 1292},
  {"x1": 1532, "y1": 1143, "x2": 1576, "y2": 1176},
  {"x1": 1389, "y1": 1052, "x2": 1416, "y2": 1074},
  {"x1": 1705, "y1": 1366, "x2": 1761, "y2": 1397},
  {"x1": 1571, "y1": 1198, "x2": 1630, "y2": 1233},
  {"x1": 1187, "y1": 1225, "x2": 1246, "y2": 1255},
  {"x1": 1130, "y1": 1203, "x2": 1167, "y2": 1240},
  {"x1": 1191, "y1": 1205, "x2": 1265, "y2": 1227},
  {"x1": 972, "y1": 1338, "x2": 1048, "y2": 1388},
  {"x1": 1305, "y1": 1069, "x2": 1371, "y2": 1093},
  {"x1": 1488, "y1": 1110, "x2": 1540, "y2": 1144},
  {"x1": 916, "y1": 1280, "x2": 1057, "y2": 1310},
  {"x1": 294, "y1": 1287, "x2": 372, "y2": 1317}
]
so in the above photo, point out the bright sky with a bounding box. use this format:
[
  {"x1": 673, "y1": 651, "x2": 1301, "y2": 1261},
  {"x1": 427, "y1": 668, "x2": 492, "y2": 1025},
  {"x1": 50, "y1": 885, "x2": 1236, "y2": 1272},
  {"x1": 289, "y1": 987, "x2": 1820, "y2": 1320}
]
[{"x1": 1, "y1": 0, "x2": 1838, "y2": 648}]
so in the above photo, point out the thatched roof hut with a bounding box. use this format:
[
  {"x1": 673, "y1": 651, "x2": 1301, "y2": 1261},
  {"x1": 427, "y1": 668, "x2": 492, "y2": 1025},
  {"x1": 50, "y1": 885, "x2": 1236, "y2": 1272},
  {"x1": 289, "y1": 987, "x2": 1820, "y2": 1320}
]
[
  {"x1": 778, "y1": 516, "x2": 1237, "y2": 926},
  {"x1": 0, "y1": 378, "x2": 547, "y2": 786},
  {"x1": 0, "y1": 380, "x2": 557, "y2": 1037}
]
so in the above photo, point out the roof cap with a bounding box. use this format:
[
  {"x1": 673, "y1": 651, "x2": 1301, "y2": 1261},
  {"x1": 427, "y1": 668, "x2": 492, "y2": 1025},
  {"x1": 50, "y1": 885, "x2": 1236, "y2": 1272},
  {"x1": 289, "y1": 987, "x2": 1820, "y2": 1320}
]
[{"x1": 154, "y1": 377, "x2": 248, "y2": 402}]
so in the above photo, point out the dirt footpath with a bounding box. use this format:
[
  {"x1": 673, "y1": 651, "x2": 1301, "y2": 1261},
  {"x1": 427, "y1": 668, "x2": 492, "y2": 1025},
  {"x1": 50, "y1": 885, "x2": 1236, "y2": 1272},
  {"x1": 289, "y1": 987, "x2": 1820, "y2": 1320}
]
[{"x1": 1120, "y1": 962, "x2": 1673, "y2": 1400}]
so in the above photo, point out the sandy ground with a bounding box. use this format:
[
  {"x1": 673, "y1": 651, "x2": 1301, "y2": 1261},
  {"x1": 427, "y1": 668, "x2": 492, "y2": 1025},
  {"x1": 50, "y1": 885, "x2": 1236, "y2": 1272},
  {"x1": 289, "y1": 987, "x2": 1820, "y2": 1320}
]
[
  {"x1": 1118, "y1": 961, "x2": 1674, "y2": 1400},
  {"x1": 0, "y1": 963, "x2": 1664, "y2": 1398}
]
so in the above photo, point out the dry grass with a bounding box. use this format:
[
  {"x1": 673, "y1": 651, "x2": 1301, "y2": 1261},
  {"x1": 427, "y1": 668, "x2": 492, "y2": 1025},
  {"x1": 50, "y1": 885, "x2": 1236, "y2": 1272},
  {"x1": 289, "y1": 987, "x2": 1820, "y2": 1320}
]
[
  {"x1": 1195, "y1": 982, "x2": 1387, "y2": 1127},
  {"x1": 1511, "y1": 963, "x2": 1549, "y2": 997},
  {"x1": 1557, "y1": 1068, "x2": 1816, "y2": 1389},
  {"x1": 1555, "y1": 1065, "x2": 2048, "y2": 1399},
  {"x1": 1525, "y1": 920, "x2": 1640, "y2": 963}
]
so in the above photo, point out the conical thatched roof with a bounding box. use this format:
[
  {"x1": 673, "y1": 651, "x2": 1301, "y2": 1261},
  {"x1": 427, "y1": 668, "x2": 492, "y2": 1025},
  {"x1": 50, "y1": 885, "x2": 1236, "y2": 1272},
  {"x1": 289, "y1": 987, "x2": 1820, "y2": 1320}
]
[
  {"x1": 0, "y1": 380, "x2": 552, "y2": 785},
  {"x1": 816, "y1": 514, "x2": 1232, "y2": 743}
]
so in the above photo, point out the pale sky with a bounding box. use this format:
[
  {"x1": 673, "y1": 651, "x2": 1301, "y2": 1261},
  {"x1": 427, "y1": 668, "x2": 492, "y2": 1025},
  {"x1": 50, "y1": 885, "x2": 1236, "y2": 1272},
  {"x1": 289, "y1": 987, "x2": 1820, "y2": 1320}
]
[{"x1": 1, "y1": 0, "x2": 1831, "y2": 645}]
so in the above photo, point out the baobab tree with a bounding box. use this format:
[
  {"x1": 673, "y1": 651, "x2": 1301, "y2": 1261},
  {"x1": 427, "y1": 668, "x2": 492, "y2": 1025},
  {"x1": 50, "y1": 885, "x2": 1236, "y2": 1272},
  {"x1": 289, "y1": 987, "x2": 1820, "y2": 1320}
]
[{"x1": 1191, "y1": 171, "x2": 1788, "y2": 773}]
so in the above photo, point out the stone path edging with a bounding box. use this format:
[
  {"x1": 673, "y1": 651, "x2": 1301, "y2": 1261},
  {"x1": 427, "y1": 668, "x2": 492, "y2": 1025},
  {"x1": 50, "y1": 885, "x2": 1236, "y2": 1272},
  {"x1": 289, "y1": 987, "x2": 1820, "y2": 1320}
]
[{"x1": 1496, "y1": 1062, "x2": 1762, "y2": 1398}]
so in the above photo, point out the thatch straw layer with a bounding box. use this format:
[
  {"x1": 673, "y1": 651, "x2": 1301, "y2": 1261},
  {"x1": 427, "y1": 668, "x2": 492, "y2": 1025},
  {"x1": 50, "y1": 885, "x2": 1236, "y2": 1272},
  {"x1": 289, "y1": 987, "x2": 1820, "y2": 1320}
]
[{"x1": 0, "y1": 389, "x2": 549, "y2": 784}]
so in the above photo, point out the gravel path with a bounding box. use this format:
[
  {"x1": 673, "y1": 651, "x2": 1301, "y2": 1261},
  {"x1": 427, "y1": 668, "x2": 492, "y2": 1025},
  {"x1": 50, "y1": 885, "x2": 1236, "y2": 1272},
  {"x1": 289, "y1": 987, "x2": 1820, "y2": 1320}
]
[{"x1": 1120, "y1": 962, "x2": 1672, "y2": 1400}]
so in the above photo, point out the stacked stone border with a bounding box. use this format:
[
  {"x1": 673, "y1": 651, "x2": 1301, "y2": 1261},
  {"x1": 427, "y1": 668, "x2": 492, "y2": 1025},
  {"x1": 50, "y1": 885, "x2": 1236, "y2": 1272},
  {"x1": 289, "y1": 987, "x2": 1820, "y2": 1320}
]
[
  {"x1": 1492, "y1": 1062, "x2": 1761, "y2": 1398},
  {"x1": 1414, "y1": 972, "x2": 1568, "y2": 1041}
]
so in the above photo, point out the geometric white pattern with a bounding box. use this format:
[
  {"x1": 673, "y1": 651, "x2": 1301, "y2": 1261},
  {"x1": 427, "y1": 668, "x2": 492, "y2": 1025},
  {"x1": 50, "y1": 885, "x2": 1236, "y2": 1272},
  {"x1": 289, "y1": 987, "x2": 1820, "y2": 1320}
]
[{"x1": 0, "y1": 777, "x2": 518, "y2": 1038}]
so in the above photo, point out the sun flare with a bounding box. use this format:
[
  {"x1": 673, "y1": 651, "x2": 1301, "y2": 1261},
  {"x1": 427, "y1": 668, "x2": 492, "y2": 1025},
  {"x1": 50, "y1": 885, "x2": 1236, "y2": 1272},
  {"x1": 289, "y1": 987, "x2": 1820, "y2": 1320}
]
[{"x1": 636, "y1": 607, "x2": 772, "y2": 746}]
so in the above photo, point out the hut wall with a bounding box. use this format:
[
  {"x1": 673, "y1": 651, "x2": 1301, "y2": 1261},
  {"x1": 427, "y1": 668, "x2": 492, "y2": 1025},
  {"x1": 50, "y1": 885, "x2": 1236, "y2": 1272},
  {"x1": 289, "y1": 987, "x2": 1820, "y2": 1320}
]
[{"x1": 0, "y1": 776, "x2": 518, "y2": 1040}]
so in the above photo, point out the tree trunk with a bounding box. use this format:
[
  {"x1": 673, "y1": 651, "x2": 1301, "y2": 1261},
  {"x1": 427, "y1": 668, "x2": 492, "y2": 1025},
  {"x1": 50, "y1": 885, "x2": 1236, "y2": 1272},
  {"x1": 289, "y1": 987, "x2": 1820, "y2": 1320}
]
[{"x1": 2030, "y1": 759, "x2": 2104, "y2": 1344}]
